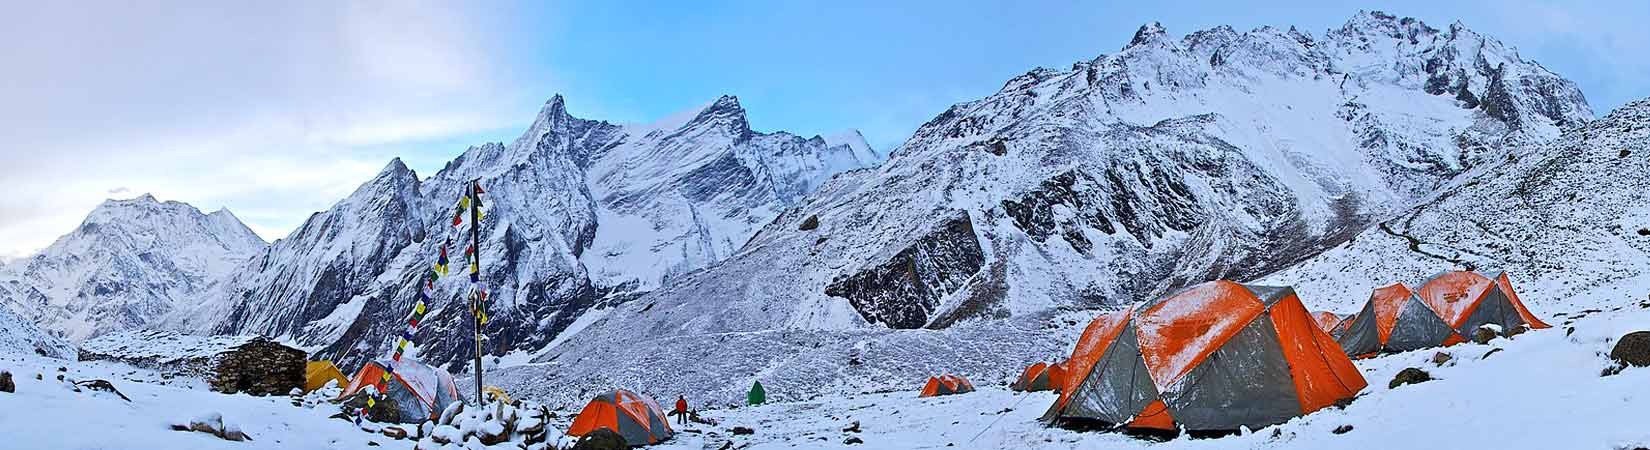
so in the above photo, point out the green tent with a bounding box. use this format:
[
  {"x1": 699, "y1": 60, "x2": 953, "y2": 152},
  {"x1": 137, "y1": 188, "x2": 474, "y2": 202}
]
[{"x1": 747, "y1": 380, "x2": 766, "y2": 405}]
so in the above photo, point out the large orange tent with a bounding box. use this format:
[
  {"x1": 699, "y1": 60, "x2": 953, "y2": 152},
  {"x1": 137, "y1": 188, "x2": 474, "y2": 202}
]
[
  {"x1": 1334, "y1": 283, "x2": 1465, "y2": 357},
  {"x1": 567, "y1": 389, "x2": 674, "y2": 446},
  {"x1": 919, "y1": 374, "x2": 975, "y2": 397},
  {"x1": 1044, "y1": 281, "x2": 1368, "y2": 433},
  {"x1": 1011, "y1": 362, "x2": 1066, "y2": 392},
  {"x1": 339, "y1": 358, "x2": 461, "y2": 423},
  {"x1": 1415, "y1": 271, "x2": 1551, "y2": 336}
]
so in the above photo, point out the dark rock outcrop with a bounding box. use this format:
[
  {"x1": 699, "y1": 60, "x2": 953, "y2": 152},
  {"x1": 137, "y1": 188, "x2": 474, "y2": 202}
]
[
  {"x1": 825, "y1": 212, "x2": 985, "y2": 328},
  {"x1": 1389, "y1": 368, "x2": 1432, "y2": 389}
]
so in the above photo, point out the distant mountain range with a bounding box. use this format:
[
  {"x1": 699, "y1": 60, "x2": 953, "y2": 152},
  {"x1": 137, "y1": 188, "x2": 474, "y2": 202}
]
[{"x1": 3, "y1": 11, "x2": 1638, "y2": 412}]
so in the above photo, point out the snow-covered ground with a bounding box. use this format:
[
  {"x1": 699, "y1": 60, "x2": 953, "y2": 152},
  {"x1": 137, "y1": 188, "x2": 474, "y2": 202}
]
[
  {"x1": 655, "y1": 301, "x2": 1650, "y2": 450},
  {"x1": 0, "y1": 355, "x2": 384, "y2": 449},
  {"x1": 2, "y1": 279, "x2": 1646, "y2": 450}
]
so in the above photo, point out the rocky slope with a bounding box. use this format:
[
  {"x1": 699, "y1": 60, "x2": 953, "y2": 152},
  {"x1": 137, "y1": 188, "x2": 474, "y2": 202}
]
[
  {"x1": 492, "y1": 11, "x2": 1595, "y2": 407},
  {"x1": 1262, "y1": 97, "x2": 1650, "y2": 315},
  {"x1": 0, "y1": 195, "x2": 266, "y2": 341},
  {"x1": 172, "y1": 95, "x2": 882, "y2": 370}
]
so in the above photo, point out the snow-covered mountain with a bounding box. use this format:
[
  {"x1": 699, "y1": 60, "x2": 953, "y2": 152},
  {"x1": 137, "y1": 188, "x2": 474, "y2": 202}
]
[
  {"x1": 0, "y1": 195, "x2": 266, "y2": 342},
  {"x1": 173, "y1": 95, "x2": 882, "y2": 369},
  {"x1": 0, "y1": 304, "x2": 73, "y2": 358},
  {"x1": 492, "y1": 12, "x2": 1595, "y2": 407},
  {"x1": 1262, "y1": 97, "x2": 1650, "y2": 315}
]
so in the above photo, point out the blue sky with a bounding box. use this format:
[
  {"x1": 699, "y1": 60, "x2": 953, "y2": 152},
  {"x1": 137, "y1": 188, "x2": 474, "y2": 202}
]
[{"x1": 1, "y1": 1, "x2": 1646, "y2": 259}]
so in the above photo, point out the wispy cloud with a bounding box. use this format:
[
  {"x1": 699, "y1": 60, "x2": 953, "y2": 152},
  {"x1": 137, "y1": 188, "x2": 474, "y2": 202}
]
[{"x1": 0, "y1": 1, "x2": 547, "y2": 256}]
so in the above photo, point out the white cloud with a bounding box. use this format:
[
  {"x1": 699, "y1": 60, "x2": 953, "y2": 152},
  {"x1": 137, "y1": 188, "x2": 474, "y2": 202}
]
[{"x1": 0, "y1": 1, "x2": 547, "y2": 256}]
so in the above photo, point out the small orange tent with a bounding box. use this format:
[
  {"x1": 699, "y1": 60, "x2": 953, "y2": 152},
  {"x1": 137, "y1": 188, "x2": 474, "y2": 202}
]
[
  {"x1": 919, "y1": 374, "x2": 975, "y2": 397},
  {"x1": 1310, "y1": 311, "x2": 1347, "y2": 334},
  {"x1": 567, "y1": 389, "x2": 674, "y2": 445},
  {"x1": 1416, "y1": 271, "x2": 1551, "y2": 336},
  {"x1": 339, "y1": 358, "x2": 461, "y2": 423},
  {"x1": 1012, "y1": 362, "x2": 1066, "y2": 392},
  {"x1": 1044, "y1": 281, "x2": 1368, "y2": 432}
]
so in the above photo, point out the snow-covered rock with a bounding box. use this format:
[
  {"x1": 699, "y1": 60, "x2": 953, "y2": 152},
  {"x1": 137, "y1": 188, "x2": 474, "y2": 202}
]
[
  {"x1": 0, "y1": 304, "x2": 72, "y2": 358},
  {"x1": 0, "y1": 195, "x2": 265, "y2": 342},
  {"x1": 494, "y1": 11, "x2": 1593, "y2": 407}
]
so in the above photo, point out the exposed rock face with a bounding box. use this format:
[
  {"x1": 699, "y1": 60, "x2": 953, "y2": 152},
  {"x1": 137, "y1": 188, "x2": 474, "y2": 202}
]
[{"x1": 825, "y1": 212, "x2": 985, "y2": 328}]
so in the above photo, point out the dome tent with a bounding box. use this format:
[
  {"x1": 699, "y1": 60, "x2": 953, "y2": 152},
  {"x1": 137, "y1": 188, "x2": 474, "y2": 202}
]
[
  {"x1": 339, "y1": 358, "x2": 461, "y2": 423},
  {"x1": 567, "y1": 389, "x2": 674, "y2": 446},
  {"x1": 1044, "y1": 281, "x2": 1368, "y2": 433},
  {"x1": 1415, "y1": 270, "x2": 1551, "y2": 337},
  {"x1": 919, "y1": 374, "x2": 975, "y2": 397},
  {"x1": 1011, "y1": 361, "x2": 1066, "y2": 392},
  {"x1": 1334, "y1": 283, "x2": 1465, "y2": 357}
]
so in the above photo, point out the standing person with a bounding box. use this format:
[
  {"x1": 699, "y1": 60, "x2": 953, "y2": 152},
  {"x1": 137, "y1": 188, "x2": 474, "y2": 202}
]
[{"x1": 674, "y1": 395, "x2": 689, "y2": 425}]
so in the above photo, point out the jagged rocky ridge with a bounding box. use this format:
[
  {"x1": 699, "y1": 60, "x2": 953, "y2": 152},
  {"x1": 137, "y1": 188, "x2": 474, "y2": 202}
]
[
  {"x1": 169, "y1": 95, "x2": 882, "y2": 370},
  {"x1": 0, "y1": 195, "x2": 266, "y2": 342},
  {"x1": 494, "y1": 12, "x2": 1594, "y2": 407}
]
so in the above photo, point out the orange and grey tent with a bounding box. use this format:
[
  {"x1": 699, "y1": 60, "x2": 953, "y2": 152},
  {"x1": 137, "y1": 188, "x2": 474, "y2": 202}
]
[
  {"x1": 1012, "y1": 362, "x2": 1066, "y2": 392},
  {"x1": 305, "y1": 360, "x2": 350, "y2": 392},
  {"x1": 1044, "y1": 281, "x2": 1368, "y2": 432},
  {"x1": 567, "y1": 389, "x2": 674, "y2": 445},
  {"x1": 919, "y1": 374, "x2": 975, "y2": 397},
  {"x1": 340, "y1": 358, "x2": 462, "y2": 423},
  {"x1": 1416, "y1": 271, "x2": 1551, "y2": 337},
  {"x1": 1334, "y1": 283, "x2": 1465, "y2": 357}
]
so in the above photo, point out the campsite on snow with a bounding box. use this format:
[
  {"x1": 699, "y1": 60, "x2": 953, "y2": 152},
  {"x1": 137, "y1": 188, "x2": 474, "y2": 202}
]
[{"x1": 3, "y1": 7, "x2": 1650, "y2": 450}]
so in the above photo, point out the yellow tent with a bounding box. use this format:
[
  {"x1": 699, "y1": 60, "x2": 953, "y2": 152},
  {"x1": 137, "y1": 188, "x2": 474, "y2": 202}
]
[{"x1": 304, "y1": 360, "x2": 349, "y2": 392}]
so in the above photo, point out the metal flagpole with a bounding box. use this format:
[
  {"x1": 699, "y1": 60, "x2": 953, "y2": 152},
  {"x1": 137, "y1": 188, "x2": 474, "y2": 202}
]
[{"x1": 469, "y1": 179, "x2": 484, "y2": 405}]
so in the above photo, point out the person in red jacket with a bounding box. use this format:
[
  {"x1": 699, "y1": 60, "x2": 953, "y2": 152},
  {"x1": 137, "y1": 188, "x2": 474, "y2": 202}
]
[{"x1": 673, "y1": 395, "x2": 689, "y2": 425}]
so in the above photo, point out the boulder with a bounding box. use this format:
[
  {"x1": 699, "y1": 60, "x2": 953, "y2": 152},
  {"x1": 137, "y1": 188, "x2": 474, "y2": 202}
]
[
  {"x1": 366, "y1": 397, "x2": 401, "y2": 424},
  {"x1": 845, "y1": 436, "x2": 865, "y2": 445},
  {"x1": 1472, "y1": 326, "x2": 1499, "y2": 344},
  {"x1": 189, "y1": 412, "x2": 225, "y2": 435},
  {"x1": 76, "y1": 379, "x2": 131, "y2": 402},
  {"x1": 222, "y1": 423, "x2": 252, "y2": 442},
  {"x1": 1610, "y1": 331, "x2": 1650, "y2": 367},
  {"x1": 842, "y1": 420, "x2": 861, "y2": 433},
  {"x1": 477, "y1": 420, "x2": 508, "y2": 445},
  {"x1": 0, "y1": 371, "x2": 13, "y2": 393},
  {"x1": 429, "y1": 425, "x2": 462, "y2": 445},
  {"x1": 382, "y1": 426, "x2": 408, "y2": 440},
  {"x1": 571, "y1": 428, "x2": 628, "y2": 450},
  {"x1": 799, "y1": 215, "x2": 820, "y2": 231},
  {"x1": 1505, "y1": 324, "x2": 1530, "y2": 338},
  {"x1": 732, "y1": 426, "x2": 756, "y2": 435},
  {"x1": 1389, "y1": 368, "x2": 1432, "y2": 389},
  {"x1": 1430, "y1": 352, "x2": 1453, "y2": 367}
]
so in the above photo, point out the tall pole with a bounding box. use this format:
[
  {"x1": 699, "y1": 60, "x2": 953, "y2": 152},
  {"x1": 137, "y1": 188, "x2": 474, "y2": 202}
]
[{"x1": 470, "y1": 179, "x2": 484, "y2": 405}]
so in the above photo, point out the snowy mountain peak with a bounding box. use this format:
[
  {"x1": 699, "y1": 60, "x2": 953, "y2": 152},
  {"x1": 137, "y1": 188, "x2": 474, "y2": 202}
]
[
  {"x1": 1128, "y1": 21, "x2": 1171, "y2": 49},
  {"x1": 684, "y1": 94, "x2": 751, "y2": 136},
  {"x1": 2, "y1": 194, "x2": 267, "y2": 341}
]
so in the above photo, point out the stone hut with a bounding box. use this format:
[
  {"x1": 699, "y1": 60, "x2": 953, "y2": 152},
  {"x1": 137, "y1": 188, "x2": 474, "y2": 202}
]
[{"x1": 80, "y1": 330, "x2": 307, "y2": 396}]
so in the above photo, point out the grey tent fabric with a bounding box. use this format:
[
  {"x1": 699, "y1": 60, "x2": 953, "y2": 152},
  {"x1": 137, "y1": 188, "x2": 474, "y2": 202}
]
[
  {"x1": 1055, "y1": 322, "x2": 1159, "y2": 424},
  {"x1": 1335, "y1": 301, "x2": 1381, "y2": 356},
  {"x1": 1161, "y1": 312, "x2": 1300, "y2": 430},
  {"x1": 613, "y1": 409, "x2": 651, "y2": 445},
  {"x1": 1245, "y1": 285, "x2": 1297, "y2": 307},
  {"x1": 1386, "y1": 296, "x2": 1459, "y2": 352},
  {"x1": 1456, "y1": 286, "x2": 1528, "y2": 335}
]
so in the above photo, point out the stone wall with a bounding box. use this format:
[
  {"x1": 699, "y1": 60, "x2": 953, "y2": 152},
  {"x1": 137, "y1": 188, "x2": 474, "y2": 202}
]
[{"x1": 209, "y1": 337, "x2": 307, "y2": 396}]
